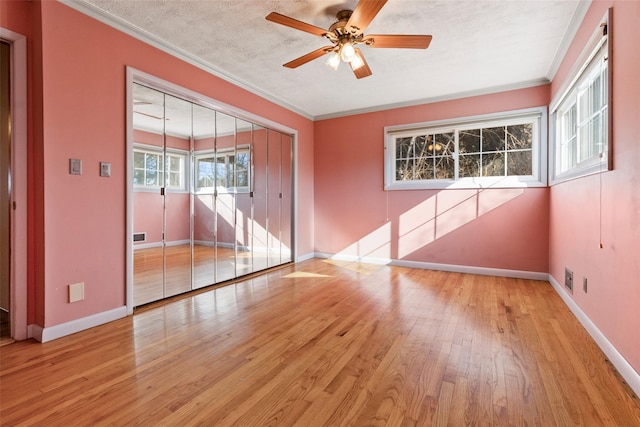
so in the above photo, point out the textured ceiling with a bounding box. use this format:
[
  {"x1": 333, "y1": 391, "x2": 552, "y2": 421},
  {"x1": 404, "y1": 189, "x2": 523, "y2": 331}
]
[{"x1": 66, "y1": 0, "x2": 588, "y2": 120}]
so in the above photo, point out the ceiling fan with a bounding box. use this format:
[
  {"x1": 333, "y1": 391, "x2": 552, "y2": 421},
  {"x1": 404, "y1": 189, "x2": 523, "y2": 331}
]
[{"x1": 266, "y1": 0, "x2": 432, "y2": 79}]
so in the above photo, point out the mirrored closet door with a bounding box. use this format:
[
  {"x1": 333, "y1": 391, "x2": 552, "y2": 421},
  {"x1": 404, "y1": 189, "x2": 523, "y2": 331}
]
[{"x1": 132, "y1": 83, "x2": 294, "y2": 307}]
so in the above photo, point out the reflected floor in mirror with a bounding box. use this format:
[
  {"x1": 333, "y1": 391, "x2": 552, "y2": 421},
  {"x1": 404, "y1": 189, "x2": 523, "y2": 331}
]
[
  {"x1": 2, "y1": 259, "x2": 639, "y2": 425},
  {"x1": 133, "y1": 245, "x2": 285, "y2": 306}
]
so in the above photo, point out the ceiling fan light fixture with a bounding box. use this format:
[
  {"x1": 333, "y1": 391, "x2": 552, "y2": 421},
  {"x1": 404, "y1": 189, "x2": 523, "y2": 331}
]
[
  {"x1": 326, "y1": 51, "x2": 341, "y2": 70},
  {"x1": 340, "y1": 42, "x2": 356, "y2": 63},
  {"x1": 350, "y1": 54, "x2": 364, "y2": 70}
]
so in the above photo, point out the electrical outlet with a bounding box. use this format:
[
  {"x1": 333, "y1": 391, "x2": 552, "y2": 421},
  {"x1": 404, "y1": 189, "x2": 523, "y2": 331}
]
[
  {"x1": 583, "y1": 277, "x2": 588, "y2": 293},
  {"x1": 69, "y1": 282, "x2": 85, "y2": 303},
  {"x1": 564, "y1": 268, "x2": 573, "y2": 293}
]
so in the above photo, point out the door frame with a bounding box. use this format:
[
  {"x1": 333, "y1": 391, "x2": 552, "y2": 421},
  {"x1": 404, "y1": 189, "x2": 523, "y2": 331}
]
[
  {"x1": 126, "y1": 68, "x2": 298, "y2": 314},
  {"x1": 0, "y1": 28, "x2": 28, "y2": 340}
]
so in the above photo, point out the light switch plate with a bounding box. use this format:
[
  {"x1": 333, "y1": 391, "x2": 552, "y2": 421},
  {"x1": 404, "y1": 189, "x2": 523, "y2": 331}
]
[
  {"x1": 100, "y1": 162, "x2": 111, "y2": 177},
  {"x1": 69, "y1": 159, "x2": 82, "y2": 175}
]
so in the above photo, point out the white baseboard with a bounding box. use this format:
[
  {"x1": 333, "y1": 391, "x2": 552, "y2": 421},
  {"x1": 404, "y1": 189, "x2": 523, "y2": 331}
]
[
  {"x1": 295, "y1": 252, "x2": 316, "y2": 262},
  {"x1": 29, "y1": 306, "x2": 128, "y2": 343},
  {"x1": 165, "y1": 239, "x2": 191, "y2": 247},
  {"x1": 313, "y1": 252, "x2": 548, "y2": 281},
  {"x1": 547, "y1": 275, "x2": 640, "y2": 398},
  {"x1": 133, "y1": 241, "x2": 162, "y2": 250}
]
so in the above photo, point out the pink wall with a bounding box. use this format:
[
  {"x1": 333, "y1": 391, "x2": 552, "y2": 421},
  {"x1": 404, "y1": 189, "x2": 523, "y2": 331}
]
[
  {"x1": 548, "y1": 1, "x2": 640, "y2": 375},
  {"x1": 314, "y1": 86, "x2": 550, "y2": 272},
  {"x1": 25, "y1": 1, "x2": 314, "y2": 328}
]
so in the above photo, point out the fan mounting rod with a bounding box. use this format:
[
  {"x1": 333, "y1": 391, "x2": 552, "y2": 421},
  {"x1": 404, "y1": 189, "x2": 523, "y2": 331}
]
[{"x1": 325, "y1": 10, "x2": 372, "y2": 48}]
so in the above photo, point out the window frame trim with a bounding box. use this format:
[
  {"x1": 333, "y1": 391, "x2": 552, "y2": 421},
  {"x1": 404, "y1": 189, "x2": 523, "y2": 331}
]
[
  {"x1": 194, "y1": 144, "x2": 251, "y2": 194},
  {"x1": 384, "y1": 106, "x2": 547, "y2": 190},
  {"x1": 549, "y1": 8, "x2": 612, "y2": 185},
  {"x1": 133, "y1": 143, "x2": 189, "y2": 193}
]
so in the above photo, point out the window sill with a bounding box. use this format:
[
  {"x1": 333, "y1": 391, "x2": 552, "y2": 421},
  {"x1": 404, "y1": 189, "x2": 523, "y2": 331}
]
[{"x1": 385, "y1": 176, "x2": 546, "y2": 191}]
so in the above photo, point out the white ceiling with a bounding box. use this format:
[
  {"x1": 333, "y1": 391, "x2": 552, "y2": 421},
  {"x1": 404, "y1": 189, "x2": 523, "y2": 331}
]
[{"x1": 67, "y1": 0, "x2": 589, "y2": 120}]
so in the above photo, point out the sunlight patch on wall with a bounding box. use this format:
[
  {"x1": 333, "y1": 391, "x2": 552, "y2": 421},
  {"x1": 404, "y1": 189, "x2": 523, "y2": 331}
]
[
  {"x1": 335, "y1": 221, "x2": 392, "y2": 261},
  {"x1": 398, "y1": 189, "x2": 523, "y2": 258}
]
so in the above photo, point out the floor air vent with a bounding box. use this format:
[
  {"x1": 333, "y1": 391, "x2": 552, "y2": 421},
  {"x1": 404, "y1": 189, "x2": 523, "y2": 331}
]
[{"x1": 133, "y1": 232, "x2": 146, "y2": 242}]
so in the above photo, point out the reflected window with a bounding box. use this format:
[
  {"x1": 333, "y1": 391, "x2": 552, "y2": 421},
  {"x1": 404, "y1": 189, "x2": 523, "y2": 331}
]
[
  {"x1": 133, "y1": 145, "x2": 187, "y2": 191},
  {"x1": 196, "y1": 146, "x2": 250, "y2": 192}
]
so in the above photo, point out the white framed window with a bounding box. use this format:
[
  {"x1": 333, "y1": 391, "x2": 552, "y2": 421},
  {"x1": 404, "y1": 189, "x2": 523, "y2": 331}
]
[
  {"x1": 133, "y1": 144, "x2": 188, "y2": 191},
  {"x1": 195, "y1": 146, "x2": 250, "y2": 193},
  {"x1": 550, "y1": 9, "x2": 611, "y2": 184},
  {"x1": 384, "y1": 107, "x2": 547, "y2": 190}
]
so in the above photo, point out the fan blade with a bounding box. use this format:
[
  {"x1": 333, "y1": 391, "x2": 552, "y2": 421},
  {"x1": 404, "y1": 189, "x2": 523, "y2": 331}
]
[
  {"x1": 283, "y1": 46, "x2": 332, "y2": 68},
  {"x1": 346, "y1": 0, "x2": 388, "y2": 34},
  {"x1": 266, "y1": 12, "x2": 329, "y2": 37},
  {"x1": 366, "y1": 34, "x2": 432, "y2": 49},
  {"x1": 350, "y1": 48, "x2": 372, "y2": 79}
]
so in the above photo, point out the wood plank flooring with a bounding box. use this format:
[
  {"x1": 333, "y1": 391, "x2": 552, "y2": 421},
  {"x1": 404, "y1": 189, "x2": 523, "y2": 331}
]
[
  {"x1": 134, "y1": 245, "x2": 283, "y2": 306},
  {"x1": 1, "y1": 259, "x2": 639, "y2": 425}
]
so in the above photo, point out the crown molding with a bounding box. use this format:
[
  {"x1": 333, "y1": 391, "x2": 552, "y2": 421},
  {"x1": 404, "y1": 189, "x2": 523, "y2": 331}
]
[
  {"x1": 59, "y1": 0, "x2": 314, "y2": 120},
  {"x1": 545, "y1": 0, "x2": 592, "y2": 81},
  {"x1": 314, "y1": 78, "x2": 550, "y2": 121}
]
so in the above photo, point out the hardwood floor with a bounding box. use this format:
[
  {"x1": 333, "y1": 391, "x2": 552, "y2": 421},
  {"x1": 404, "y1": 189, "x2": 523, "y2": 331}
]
[
  {"x1": 1, "y1": 259, "x2": 639, "y2": 425},
  {"x1": 134, "y1": 245, "x2": 283, "y2": 306}
]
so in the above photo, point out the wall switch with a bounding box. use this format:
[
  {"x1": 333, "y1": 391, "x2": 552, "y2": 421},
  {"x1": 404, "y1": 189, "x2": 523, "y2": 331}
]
[
  {"x1": 69, "y1": 159, "x2": 82, "y2": 175},
  {"x1": 69, "y1": 282, "x2": 85, "y2": 303},
  {"x1": 100, "y1": 162, "x2": 111, "y2": 177}
]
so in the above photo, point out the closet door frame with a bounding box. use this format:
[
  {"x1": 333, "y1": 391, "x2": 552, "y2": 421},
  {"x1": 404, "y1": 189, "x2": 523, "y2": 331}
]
[{"x1": 126, "y1": 68, "x2": 297, "y2": 314}]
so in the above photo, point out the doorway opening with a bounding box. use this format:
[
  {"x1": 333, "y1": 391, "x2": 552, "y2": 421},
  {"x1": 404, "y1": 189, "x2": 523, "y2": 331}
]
[{"x1": 1, "y1": 40, "x2": 12, "y2": 344}]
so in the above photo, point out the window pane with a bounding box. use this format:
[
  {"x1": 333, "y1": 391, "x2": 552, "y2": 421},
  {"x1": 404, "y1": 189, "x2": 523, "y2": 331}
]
[
  {"x1": 507, "y1": 124, "x2": 533, "y2": 150},
  {"x1": 435, "y1": 156, "x2": 455, "y2": 179},
  {"x1": 459, "y1": 129, "x2": 480, "y2": 153},
  {"x1": 415, "y1": 135, "x2": 428, "y2": 157},
  {"x1": 134, "y1": 169, "x2": 145, "y2": 185},
  {"x1": 415, "y1": 157, "x2": 433, "y2": 180},
  {"x1": 482, "y1": 152, "x2": 505, "y2": 176},
  {"x1": 146, "y1": 170, "x2": 158, "y2": 186},
  {"x1": 146, "y1": 153, "x2": 160, "y2": 172},
  {"x1": 507, "y1": 151, "x2": 532, "y2": 175},
  {"x1": 396, "y1": 137, "x2": 412, "y2": 158},
  {"x1": 236, "y1": 152, "x2": 249, "y2": 170},
  {"x1": 459, "y1": 154, "x2": 480, "y2": 177},
  {"x1": 236, "y1": 171, "x2": 248, "y2": 187},
  {"x1": 198, "y1": 158, "x2": 215, "y2": 188},
  {"x1": 134, "y1": 152, "x2": 145, "y2": 168},
  {"x1": 216, "y1": 157, "x2": 227, "y2": 187},
  {"x1": 396, "y1": 158, "x2": 413, "y2": 181},
  {"x1": 169, "y1": 172, "x2": 180, "y2": 187},
  {"x1": 482, "y1": 127, "x2": 505, "y2": 152},
  {"x1": 169, "y1": 156, "x2": 181, "y2": 171},
  {"x1": 435, "y1": 133, "x2": 455, "y2": 155}
]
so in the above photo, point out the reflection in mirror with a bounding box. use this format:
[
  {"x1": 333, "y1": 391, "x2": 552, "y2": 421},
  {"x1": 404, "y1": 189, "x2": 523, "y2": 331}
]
[
  {"x1": 131, "y1": 82, "x2": 294, "y2": 306},
  {"x1": 215, "y1": 112, "x2": 237, "y2": 283},
  {"x1": 281, "y1": 134, "x2": 293, "y2": 263},
  {"x1": 161, "y1": 94, "x2": 193, "y2": 299},
  {"x1": 132, "y1": 83, "x2": 166, "y2": 306},
  {"x1": 267, "y1": 129, "x2": 282, "y2": 267},
  {"x1": 193, "y1": 104, "x2": 216, "y2": 289},
  {"x1": 235, "y1": 119, "x2": 253, "y2": 277},
  {"x1": 252, "y1": 125, "x2": 269, "y2": 273}
]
